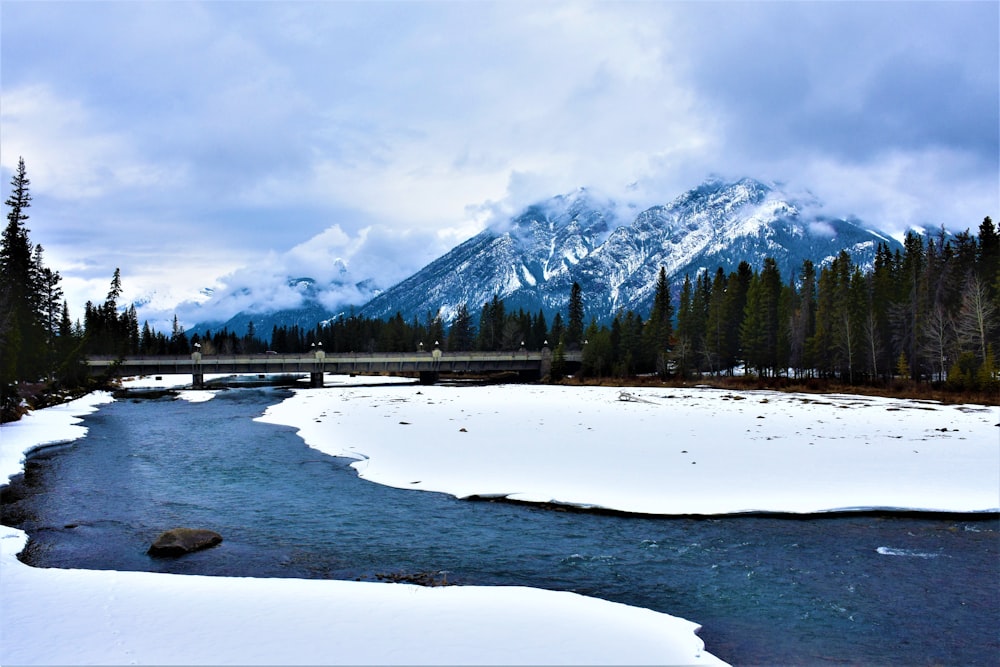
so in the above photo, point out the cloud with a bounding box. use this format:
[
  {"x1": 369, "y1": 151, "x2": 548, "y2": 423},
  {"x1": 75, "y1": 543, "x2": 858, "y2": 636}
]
[
  {"x1": 1, "y1": 1, "x2": 996, "y2": 329},
  {"x1": 0, "y1": 84, "x2": 187, "y2": 202}
]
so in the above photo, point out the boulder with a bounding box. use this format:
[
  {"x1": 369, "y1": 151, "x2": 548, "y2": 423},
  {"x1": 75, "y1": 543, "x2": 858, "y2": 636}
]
[{"x1": 148, "y1": 527, "x2": 223, "y2": 556}]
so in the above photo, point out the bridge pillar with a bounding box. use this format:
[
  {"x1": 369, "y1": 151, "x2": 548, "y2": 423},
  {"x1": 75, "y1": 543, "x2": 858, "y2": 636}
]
[
  {"x1": 539, "y1": 345, "x2": 552, "y2": 379},
  {"x1": 310, "y1": 372, "x2": 324, "y2": 388},
  {"x1": 418, "y1": 371, "x2": 439, "y2": 385},
  {"x1": 191, "y1": 350, "x2": 204, "y2": 388}
]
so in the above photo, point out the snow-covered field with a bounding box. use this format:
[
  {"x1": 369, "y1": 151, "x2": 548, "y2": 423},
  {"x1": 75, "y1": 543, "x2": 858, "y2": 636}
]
[
  {"x1": 258, "y1": 378, "x2": 999, "y2": 515},
  {"x1": 2, "y1": 373, "x2": 997, "y2": 665}
]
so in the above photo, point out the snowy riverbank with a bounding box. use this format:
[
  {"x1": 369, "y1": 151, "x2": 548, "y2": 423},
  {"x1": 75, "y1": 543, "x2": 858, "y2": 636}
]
[
  {"x1": 258, "y1": 378, "x2": 1000, "y2": 515},
  {"x1": 2, "y1": 375, "x2": 996, "y2": 665},
  {"x1": 1, "y1": 382, "x2": 725, "y2": 666}
]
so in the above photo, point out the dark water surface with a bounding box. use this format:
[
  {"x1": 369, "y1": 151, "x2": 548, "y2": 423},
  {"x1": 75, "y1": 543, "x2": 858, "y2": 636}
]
[{"x1": 3, "y1": 387, "x2": 998, "y2": 666}]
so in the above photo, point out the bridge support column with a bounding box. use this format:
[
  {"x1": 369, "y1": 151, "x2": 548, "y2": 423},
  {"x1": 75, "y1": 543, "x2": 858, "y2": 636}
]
[
  {"x1": 539, "y1": 346, "x2": 553, "y2": 380},
  {"x1": 310, "y1": 372, "x2": 325, "y2": 388},
  {"x1": 191, "y1": 350, "x2": 204, "y2": 389},
  {"x1": 418, "y1": 371, "x2": 439, "y2": 385}
]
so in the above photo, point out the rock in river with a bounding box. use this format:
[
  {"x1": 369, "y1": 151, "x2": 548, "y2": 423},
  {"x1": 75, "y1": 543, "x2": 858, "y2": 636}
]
[{"x1": 148, "y1": 528, "x2": 223, "y2": 556}]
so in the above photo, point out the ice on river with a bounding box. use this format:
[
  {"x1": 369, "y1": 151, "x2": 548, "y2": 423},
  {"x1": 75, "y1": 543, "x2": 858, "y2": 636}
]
[{"x1": 1, "y1": 384, "x2": 725, "y2": 666}]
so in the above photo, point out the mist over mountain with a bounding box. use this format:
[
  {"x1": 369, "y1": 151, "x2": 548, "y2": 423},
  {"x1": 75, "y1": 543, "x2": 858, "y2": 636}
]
[
  {"x1": 188, "y1": 178, "x2": 904, "y2": 336},
  {"x1": 357, "y1": 178, "x2": 901, "y2": 325}
]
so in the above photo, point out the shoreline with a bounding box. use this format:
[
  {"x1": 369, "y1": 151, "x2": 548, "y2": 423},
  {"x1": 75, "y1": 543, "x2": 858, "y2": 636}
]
[
  {"x1": 3, "y1": 378, "x2": 997, "y2": 665},
  {"x1": 462, "y1": 493, "x2": 1000, "y2": 520},
  {"x1": 0, "y1": 382, "x2": 728, "y2": 666}
]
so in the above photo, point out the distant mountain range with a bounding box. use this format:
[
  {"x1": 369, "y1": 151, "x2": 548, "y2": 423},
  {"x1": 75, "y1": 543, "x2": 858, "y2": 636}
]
[{"x1": 191, "y1": 177, "x2": 903, "y2": 336}]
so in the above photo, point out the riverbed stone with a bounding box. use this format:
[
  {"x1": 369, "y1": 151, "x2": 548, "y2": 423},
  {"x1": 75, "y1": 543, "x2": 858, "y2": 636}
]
[{"x1": 148, "y1": 528, "x2": 223, "y2": 556}]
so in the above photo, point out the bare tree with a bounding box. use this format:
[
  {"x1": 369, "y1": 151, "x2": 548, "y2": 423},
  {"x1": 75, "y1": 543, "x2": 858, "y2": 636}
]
[
  {"x1": 919, "y1": 303, "x2": 954, "y2": 382},
  {"x1": 955, "y1": 275, "x2": 997, "y2": 362}
]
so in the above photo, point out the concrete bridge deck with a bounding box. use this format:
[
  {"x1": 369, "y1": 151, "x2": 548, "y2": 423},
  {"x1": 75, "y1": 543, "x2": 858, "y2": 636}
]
[{"x1": 86, "y1": 349, "x2": 580, "y2": 386}]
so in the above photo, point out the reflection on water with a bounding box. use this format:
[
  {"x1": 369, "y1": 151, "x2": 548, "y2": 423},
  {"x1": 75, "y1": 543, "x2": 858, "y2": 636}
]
[{"x1": 3, "y1": 388, "x2": 998, "y2": 666}]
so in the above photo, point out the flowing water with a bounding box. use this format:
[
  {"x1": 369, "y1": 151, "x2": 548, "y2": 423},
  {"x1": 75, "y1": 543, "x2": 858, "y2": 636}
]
[{"x1": 3, "y1": 387, "x2": 997, "y2": 665}]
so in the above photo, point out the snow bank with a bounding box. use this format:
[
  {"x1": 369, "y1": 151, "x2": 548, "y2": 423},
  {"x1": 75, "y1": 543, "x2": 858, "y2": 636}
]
[
  {"x1": 259, "y1": 382, "x2": 1000, "y2": 515},
  {"x1": 0, "y1": 391, "x2": 113, "y2": 484},
  {"x1": 0, "y1": 527, "x2": 720, "y2": 666},
  {"x1": 0, "y1": 383, "x2": 726, "y2": 666}
]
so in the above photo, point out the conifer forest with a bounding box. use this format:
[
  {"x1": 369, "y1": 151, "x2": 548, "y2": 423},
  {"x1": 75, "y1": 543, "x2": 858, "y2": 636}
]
[{"x1": 2, "y1": 159, "x2": 997, "y2": 421}]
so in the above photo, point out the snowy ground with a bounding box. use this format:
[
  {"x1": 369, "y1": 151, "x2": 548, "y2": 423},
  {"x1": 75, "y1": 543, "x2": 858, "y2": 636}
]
[
  {"x1": 2, "y1": 374, "x2": 996, "y2": 665},
  {"x1": 258, "y1": 378, "x2": 999, "y2": 515},
  {"x1": 1, "y1": 378, "x2": 724, "y2": 666}
]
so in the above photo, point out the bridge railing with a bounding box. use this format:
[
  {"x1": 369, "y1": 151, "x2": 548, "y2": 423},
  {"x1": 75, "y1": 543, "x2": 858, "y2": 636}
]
[{"x1": 85, "y1": 350, "x2": 581, "y2": 377}]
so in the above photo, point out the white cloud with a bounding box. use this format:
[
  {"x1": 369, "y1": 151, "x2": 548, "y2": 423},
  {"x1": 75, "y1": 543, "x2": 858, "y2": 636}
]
[
  {"x1": 0, "y1": 84, "x2": 187, "y2": 201},
  {"x1": 1, "y1": 1, "x2": 995, "y2": 329}
]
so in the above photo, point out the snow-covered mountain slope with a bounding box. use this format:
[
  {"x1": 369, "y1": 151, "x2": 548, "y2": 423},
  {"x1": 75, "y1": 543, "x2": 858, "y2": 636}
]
[
  {"x1": 358, "y1": 178, "x2": 901, "y2": 323},
  {"x1": 358, "y1": 188, "x2": 618, "y2": 322}
]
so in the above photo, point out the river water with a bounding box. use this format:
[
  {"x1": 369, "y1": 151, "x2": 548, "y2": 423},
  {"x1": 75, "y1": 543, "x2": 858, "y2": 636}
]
[{"x1": 3, "y1": 387, "x2": 998, "y2": 665}]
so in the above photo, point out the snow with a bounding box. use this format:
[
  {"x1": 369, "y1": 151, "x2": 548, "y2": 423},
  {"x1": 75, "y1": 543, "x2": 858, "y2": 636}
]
[
  {"x1": 256, "y1": 381, "x2": 999, "y2": 515},
  {"x1": 2, "y1": 376, "x2": 997, "y2": 666},
  {"x1": 0, "y1": 527, "x2": 719, "y2": 666},
  {"x1": 1, "y1": 379, "x2": 724, "y2": 666}
]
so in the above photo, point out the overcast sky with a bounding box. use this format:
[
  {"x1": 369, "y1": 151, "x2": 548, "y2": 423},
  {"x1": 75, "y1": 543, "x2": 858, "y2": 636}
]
[{"x1": 2, "y1": 1, "x2": 997, "y2": 329}]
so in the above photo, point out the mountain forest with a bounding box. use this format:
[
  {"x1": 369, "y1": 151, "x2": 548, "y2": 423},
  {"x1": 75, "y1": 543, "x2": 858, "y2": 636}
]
[{"x1": 2, "y1": 159, "x2": 997, "y2": 421}]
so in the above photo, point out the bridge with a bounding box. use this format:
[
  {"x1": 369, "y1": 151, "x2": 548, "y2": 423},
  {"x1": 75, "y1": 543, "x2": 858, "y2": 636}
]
[{"x1": 86, "y1": 347, "x2": 582, "y2": 387}]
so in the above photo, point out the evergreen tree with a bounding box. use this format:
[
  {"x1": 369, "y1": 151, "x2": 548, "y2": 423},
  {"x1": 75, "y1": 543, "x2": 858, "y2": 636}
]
[
  {"x1": 644, "y1": 266, "x2": 674, "y2": 376},
  {"x1": 890, "y1": 232, "x2": 926, "y2": 380},
  {"x1": 788, "y1": 260, "x2": 816, "y2": 378},
  {"x1": 566, "y1": 282, "x2": 585, "y2": 349},
  {"x1": 725, "y1": 262, "x2": 753, "y2": 373},
  {"x1": 477, "y1": 295, "x2": 505, "y2": 351},
  {"x1": 530, "y1": 309, "x2": 548, "y2": 350},
  {"x1": 673, "y1": 274, "x2": 695, "y2": 377},
  {"x1": 580, "y1": 319, "x2": 612, "y2": 377},
  {"x1": 446, "y1": 303, "x2": 475, "y2": 351},
  {"x1": 740, "y1": 258, "x2": 783, "y2": 377},
  {"x1": 703, "y1": 268, "x2": 729, "y2": 375},
  {"x1": 976, "y1": 216, "x2": 999, "y2": 304},
  {"x1": 548, "y1": 312, "x2": 564, "y2": 348},
  {"x1": 1, "y1": 157, "x2": 44, "y2": 383}
]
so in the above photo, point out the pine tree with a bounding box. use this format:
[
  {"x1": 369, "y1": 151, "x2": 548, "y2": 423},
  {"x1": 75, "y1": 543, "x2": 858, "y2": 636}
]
[
  {"x1": 673, "y1": 274, "x2": 695, "y2": 377},
  {"x1": 566, "y1": 282, "x2": 585, "y2": 350},
  {"x1": 725, "y1": 262, "x2": 753, "y2": 373},
  {"x1": 703, "y1": 268, "x2": 729, "y2": 375},
  {"x1": 788, "y1": 260, "x2": 816, "y2": 378},
  {"x1": 890, "y1": 232, "x2": 926, "y2": 381},
  {"x1": 977, "y1": 216, "x2": 999, "y2": 305},
  {"x1": 740, "y1": 258, "x2": 783, "y2": 377},
  {"x1": 530, "y1": 309, "x2": 548, "y2": 350},
  {"x1": 1, "y1": 157, "x2": 43, "y2": 383},
  {"x1": 644, "y1": 266, "x2": 674, "y2": 377},
  {"x1": 446, "y1": 303, "x2": 475, "y2": 351}
]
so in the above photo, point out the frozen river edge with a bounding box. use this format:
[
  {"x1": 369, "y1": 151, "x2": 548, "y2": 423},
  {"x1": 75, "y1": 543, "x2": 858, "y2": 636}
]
[
  {"x1": 3, "y1": 376, "x2": 997, "y2": 665},
  {"x1": 1, "y1": 383, "x2": 727, "y2": 666}
]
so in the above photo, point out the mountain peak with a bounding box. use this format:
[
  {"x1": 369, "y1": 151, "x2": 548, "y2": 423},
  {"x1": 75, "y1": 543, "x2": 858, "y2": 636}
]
[
  {"x1": 192, "y1": 177, "x2": 904, "y2": 335},
  {"x1": 357, "y1": 177, "x2": 900, "y2": 324}
]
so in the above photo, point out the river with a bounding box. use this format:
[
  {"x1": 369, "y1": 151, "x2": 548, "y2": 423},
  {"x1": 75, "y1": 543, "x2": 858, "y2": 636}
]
[{"x1": 3, "y1": 386, "x2": 997, "y2": 665}]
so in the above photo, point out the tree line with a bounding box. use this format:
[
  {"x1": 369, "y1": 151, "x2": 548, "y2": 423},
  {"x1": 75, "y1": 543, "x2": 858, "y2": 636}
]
[
  {"x1": 167, "y1": 223, "x2": 1000, "y2": 394},
  {"x1": 578, "y1": 224, "x2": 998, "y2": 392},
  {"x1": 2, "y1": 158, "x2": 997, "y2": 420}
]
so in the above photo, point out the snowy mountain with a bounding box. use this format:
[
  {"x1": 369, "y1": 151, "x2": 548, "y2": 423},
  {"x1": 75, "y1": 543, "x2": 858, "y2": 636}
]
[
  {"x1": 186, "y1": 275, "x2": 375, "y2": 339},
  {"x1": 358, "y1": 178, "x2": 901, "y2": 324},
  {"x1": 358, "y1": 188, "x2": 620, "y2": 323}
]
